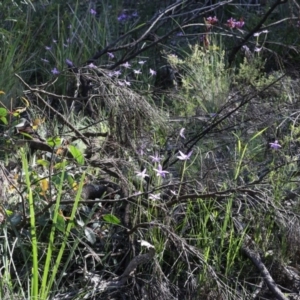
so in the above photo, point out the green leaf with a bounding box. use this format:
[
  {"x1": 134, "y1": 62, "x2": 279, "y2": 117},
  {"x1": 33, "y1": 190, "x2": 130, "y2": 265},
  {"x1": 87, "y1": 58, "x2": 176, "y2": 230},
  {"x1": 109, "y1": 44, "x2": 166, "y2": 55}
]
[
  {"x1": 20, "y1": 132, "x2": 33, "y2": 139},
  {"x1": 53, "y1": 161, "x2": 68, "y2": 170},
  {"x1": 0, "y1": 116, "x2": 7, "y2": 124},
  {"x1": 68, "y1": 145, "x2": 84, "y2": 165},
  {"x1": 5, "y1": 210, "x2": 13, "y2": 216},
  {"x1": 37, "y1": 159, "x2": 50, "y2": 167},
  {"x1": 0, "y1": 107, "x2": 8, "y2": 117},
  {"x1": 47, "y1": 136, "x2": 62, "y2": 147},
  {"x1": 67, "y1": 173, "x2": 75, "y2": 187},
  {"x1": 56, "y1": 214, "x2": 66, "y2": 233},
  {"x1": 103, "y1": 214, "x2": 121, "y2": 225}
]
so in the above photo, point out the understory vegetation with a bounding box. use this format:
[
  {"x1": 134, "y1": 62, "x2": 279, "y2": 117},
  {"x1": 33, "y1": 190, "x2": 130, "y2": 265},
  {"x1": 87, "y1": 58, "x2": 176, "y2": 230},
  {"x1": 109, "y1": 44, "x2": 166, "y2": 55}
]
[{"x1": 1, "y1": 0, "x2": 300, "y2": 299}]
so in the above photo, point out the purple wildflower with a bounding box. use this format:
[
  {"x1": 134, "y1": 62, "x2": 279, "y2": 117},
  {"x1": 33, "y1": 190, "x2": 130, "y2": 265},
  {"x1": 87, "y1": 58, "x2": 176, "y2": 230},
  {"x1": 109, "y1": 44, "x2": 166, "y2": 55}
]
[
  {"x1": 45, "y1": 46, "x2": 51, "y2": 50},
  {"x1": 90, "y1": 9, "x2": 96, "y2": 15},
  {"x1": 134, "y1": 69, "x2": 142, "y2": 75},
  {"x1": 107, "y1": 52, "x2": 114, "y2": 59},
  {"x1": 66, "y1": 59, "x2": 73, "y2": 67},
  {"x1": 118, "y1": 81, "x2": 125, "y2": 86},
  {"x1": 118, "y1": 13, "x2": 127, "y2": 22},
  {"x1": 132, "y1": 11, "x2": 138, "y2": 17},
  {"x1": 136, "y1": 169, "x2": 149, "y2": 179},
  {"x1": 153, "y1": 164, "x2": 169, "y2": 178},
  {"x1": 138, "y1": 60, "x2": 146, "y2": 65},
  {"x1": 51, "y1": 68, "x2": 60, "y2": 75},
  {"x1": 88, "y1": 63, "x2": 96, "y2": 68},
  {"x1": 149, "y1": 153, "x2": 161, "y2": 163},
  {"x1": 269, "y1": 140, "x2": 281, "y2": 150},
  {"x1": 177, "y1": 150, "x2": 193, "y2": 161},
  {"x1": 113, "y1": 70, "x2": 122, "y2": 77},
  {"x1": 149, "y1": 68, "x2": 156, "y2": 76}
]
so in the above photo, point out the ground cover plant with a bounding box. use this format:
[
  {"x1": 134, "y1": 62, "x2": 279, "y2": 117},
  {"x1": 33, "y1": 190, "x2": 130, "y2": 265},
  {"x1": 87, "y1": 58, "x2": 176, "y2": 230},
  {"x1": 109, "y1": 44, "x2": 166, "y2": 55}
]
[{"x1": 0, "y1": 0, "x2": 300, "y2": 299}]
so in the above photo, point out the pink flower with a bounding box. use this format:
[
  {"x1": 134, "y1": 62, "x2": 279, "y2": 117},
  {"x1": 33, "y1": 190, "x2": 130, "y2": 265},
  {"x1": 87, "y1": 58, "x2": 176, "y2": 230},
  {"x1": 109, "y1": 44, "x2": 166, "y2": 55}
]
[
  {"x1": 206, "y1": 16, "x2": 218, "y2": 25},
  {"x1": 227, "y1": 18, "x2": 236, "y2": 28},
  {"x1": 235, "y1": 20, "x2": 245, "y2": 28},
  {"x1": 227, "y1": 17, "x2": 245, "y2": 29}
]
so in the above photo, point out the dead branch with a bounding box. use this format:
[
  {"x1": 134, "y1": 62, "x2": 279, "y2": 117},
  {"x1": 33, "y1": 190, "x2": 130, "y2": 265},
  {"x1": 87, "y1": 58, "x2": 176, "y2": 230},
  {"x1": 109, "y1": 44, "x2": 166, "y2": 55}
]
[{"x1": 234, "y1": 218, "x2": 288, "y2": 300}]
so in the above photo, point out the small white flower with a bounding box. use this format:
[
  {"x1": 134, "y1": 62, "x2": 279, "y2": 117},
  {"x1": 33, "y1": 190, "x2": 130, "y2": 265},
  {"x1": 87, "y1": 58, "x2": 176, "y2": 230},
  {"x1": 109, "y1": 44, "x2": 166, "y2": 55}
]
[
  {"x1": 177, "y1": 150, "x2": 193, "y2": 161},
  {"x1": 88, "y1": 63, "x2": 97, "y2": 68},
  {"x1": 122, "y1": 62, "x2": 131, "y2": 68},
  {"x1": 179, "y1": 128, "x2": 186, "y2": 139},
  {"x1": 149, "y1": 193, "x2": 160, "y2": 201},
  {"x1": 136, "y1": 169, "x2": 149, "y2": 179},
  {"x1": 113, "y1": 70, "x2": 122, "y2": 77},
  {"x1": 124, "y1": 80, "x2": 131, "y2": 86},
  {"x1": 254, "y1": 46, "x2": 262, "y2": 52},
  {"x1": 149, "y1": 68, "x2": 156, "y2": 76}
]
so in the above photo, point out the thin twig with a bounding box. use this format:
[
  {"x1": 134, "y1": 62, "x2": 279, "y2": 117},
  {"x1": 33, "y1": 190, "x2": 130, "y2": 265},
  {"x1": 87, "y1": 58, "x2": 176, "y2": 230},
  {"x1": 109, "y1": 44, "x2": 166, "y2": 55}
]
[{"x1": 15, "y1": 74, "x2": 90, "y2": 146}]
